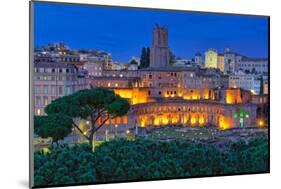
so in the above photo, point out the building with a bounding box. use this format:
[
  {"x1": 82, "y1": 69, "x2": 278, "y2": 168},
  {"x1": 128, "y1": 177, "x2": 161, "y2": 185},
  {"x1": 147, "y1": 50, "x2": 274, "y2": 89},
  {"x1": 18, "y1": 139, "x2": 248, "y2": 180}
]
[
  {"x1": 224, "y1": 48, "x2": 238, "y2": 73},
  {"x1": 217, "y1": 53, "x2": 225, "y2": 72},
  {"x1": 128, "y1": 63, "x2": 138, "y2": 70},
  {"x1": 34, "y1": 26, "x2": 267, "y2": 141},
  {"x1": 33, "y1": 62, "x2": 88, "y2": 116},
  {"x1": 205, "y1": 49, "x2": 218, "y2": 68},
  {"x1": 235, "y1": 57, "x2": 268, "y2": 75},
  {"x1": 83, "y1": 61, "x2": 103, "y2": 76},
  {"x1": 229, "y1": 71, "x2": 261, "y2": 94},
  {"x1": 150, "y1": 25, "x2": 170, "y2": 68},
  {"x1": 194, "y1": 52, "x2": 203, "y2": 67}
]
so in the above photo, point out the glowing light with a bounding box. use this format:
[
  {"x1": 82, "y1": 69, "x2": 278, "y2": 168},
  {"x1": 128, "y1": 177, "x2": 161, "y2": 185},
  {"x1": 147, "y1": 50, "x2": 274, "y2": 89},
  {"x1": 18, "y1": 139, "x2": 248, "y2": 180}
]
[
  {"x1": 140, "y1": 121, "x2": 145, "y2": 127},
  {"x1": 199, "y1": 116, "x2": 205, "y2": 125},
  {"x1": 86, "y1": 121, "x2": 90, "y2": 125},
  {"x1": 83, "y1": 131, "x2": 87, "y2": 135},
  {"x1": 126, "y1": 130, "x2": 130, "y2": 134},
  {"x1": 258, "y1": 120, "x2": 265, "y2": 127},
  {"x1": 250, "y1": 90, "x2": 256, "y2": 94},
  {"x1": 219, "y1": 117, "x2": 230, "y2": 130},
  {"x1": 190, "y1": 116, "x2": 196, "y2": 125},
  {"x1": 226, "y1": 89, "x2": 242, "y2": 104},
  {"x1": 114, "y1": 88, "x2": 149, "y2": 105}
]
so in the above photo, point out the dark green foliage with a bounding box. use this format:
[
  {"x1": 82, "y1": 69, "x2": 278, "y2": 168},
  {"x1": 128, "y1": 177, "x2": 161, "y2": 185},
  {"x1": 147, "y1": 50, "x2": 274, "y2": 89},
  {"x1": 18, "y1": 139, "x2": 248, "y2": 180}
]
[
  {"x1": 226, "y1": 137, "x2": 269, "y2": 174},
  {"x1": 34, "y1": 144, "x2": 96, "y2": 186},
  {"x1": 169, "y1": 50, "x2": 176, "y2": 65},
  {"x1": 140, "y1": 47, "x2": 150, "y2": 68},
  {"x1": 92, "y1": 137, "x2": 268, "y2": 182},
  {"x1": 34, "y1": 137, "x2": 268, "y2": 186},
  {"x1": 34, "y1": 114, "x2": 73, "y2": 143},
  {"x1": 129, "y1": 59, "x2": 138, "y2": 65}
]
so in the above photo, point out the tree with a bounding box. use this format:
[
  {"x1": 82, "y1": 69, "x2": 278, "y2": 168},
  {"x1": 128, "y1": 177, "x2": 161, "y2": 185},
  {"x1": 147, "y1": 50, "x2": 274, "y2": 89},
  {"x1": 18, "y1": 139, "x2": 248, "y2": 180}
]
[
  {"x1": 140, "y1": 47, "x2": 147, "y2": 68},
  {"x1": 34, "y1": 113, "x2": 73, "y2": 145},
  {"x1": 145, "y1": 47, "x2": 150, "y2": 67},
  {"x1": 169, "y1": 50, "x2": 176, "y2": 65},
  {"x1": 139, "y1": 47, "x2": 150, "y2": 68},
  {"x1": 34, "y1": 144, "x2": 96, "y2": 186},
  {"x1": 38, "y1": 88, "x2": 130, "y2": 149},
  {"x1": 129, "y1": 59, "x2": 138, "y2": 65}
]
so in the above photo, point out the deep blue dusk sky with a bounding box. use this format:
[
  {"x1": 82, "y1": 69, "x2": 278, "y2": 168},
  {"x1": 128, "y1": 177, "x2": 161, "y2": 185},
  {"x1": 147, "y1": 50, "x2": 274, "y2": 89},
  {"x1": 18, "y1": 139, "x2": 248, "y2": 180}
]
[{"x1": 34, "y1": 2, "x2": 268, "y2": 62}]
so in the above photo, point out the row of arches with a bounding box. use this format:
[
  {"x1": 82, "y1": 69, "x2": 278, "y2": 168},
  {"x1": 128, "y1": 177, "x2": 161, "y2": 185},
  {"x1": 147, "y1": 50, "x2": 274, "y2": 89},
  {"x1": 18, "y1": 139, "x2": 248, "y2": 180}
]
[{"x1": 138, "y1": 112, "x2": 231, "y2": 129}]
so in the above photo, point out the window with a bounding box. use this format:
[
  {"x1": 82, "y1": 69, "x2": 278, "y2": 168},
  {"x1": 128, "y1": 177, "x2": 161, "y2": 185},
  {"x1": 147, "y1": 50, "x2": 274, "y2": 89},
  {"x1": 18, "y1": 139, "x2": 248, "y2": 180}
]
[
  {"x1": 36, "y1": 108, "x2": 41, "y2": 115},
  {"x1": 51, "y1": 85, "x2": 56, "y2": 94},
  {"x1": 43, "y1": 96, "x2": 48, "y2": 105},
  {"x1": 35, "y1": 96, "x2": 41, "y2": 105},
  {"x1": 43, "y1": 85, "x2": 48, "y2": 94},
  {"x1": 148, "y1": 91, "x2": 151, "y2": 96},
  {"x1": 66, "y1": 86, "x2": 71, "y2": 95},
  {"x1": 35, "y1": 85, "x2": 40, "y2": 94},
  {"x1": 158, "y1": 91, "x2": 162, "y2": 95},
  {"x1": 51, "y1": 96, "x2": 56, "y2": 101},
  {"x1": 123, "y1": 116, "x2": 128, "y2": 124},
  {"x1": 58, "y1": 86, "x2": 63, "y2": 95},
  {"x1": 116, "y1": 117, "x2": 121, "y2": 124}
]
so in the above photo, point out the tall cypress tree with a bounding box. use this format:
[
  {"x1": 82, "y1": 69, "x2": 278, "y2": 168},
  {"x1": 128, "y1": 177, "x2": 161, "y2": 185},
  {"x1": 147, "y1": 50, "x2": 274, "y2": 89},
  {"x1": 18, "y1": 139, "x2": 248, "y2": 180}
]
[
  {"x1": 146, "y1": 47, "x2": 150, "y2": 68},
  {"x1": 140, "y1": 47, "x2": 146, "y2": 69}
]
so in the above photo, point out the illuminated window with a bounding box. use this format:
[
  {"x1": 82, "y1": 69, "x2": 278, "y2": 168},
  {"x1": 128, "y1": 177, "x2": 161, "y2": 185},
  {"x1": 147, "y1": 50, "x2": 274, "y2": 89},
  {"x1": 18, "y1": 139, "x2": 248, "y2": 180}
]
[
  {"x1": 111, "y1": 118, "x2": 115, "y2": 124},
  {"x1": 115, "y1": 83, "x2": 118, "y2": 87},
  {"x1": 36, "y1": 109, "x2": 41, "y2": 115},
  {"x1": 43, "y1": 96, "x2": 48, "y2": 105},
  {"x1": 123, "y1": 116, "x2": 128, "y2": 124},
  {"x1": 107, "y1": 83, "x2": 111, "y2": 87},
  {"x1": 116, "y1": 117, "x2": 121, "y2": 124}
]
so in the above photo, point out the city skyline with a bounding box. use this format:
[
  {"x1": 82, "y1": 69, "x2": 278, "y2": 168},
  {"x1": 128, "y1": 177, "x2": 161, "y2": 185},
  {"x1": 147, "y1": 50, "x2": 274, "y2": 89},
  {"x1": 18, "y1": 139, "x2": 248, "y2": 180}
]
[{"x1": 34, "y1": 2, "x2": 269, "y2": 62}]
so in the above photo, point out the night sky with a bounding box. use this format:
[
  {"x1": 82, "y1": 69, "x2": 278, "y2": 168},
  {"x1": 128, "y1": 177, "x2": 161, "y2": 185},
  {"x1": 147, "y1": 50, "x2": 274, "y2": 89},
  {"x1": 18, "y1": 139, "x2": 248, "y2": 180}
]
[{"x1": 34, "y1": 2, "x2": 269, "y2": 62}]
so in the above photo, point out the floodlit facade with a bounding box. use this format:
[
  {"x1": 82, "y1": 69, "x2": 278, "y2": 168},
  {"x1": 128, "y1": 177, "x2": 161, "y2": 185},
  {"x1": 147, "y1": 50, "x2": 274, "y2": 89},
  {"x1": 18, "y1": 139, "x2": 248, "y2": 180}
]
[
  {"x1": 150, "y1": 25, "x2": 170, "y2": 68},
  {"x1": 205, "y1": 49, "x2": 218, "y2": 68}
]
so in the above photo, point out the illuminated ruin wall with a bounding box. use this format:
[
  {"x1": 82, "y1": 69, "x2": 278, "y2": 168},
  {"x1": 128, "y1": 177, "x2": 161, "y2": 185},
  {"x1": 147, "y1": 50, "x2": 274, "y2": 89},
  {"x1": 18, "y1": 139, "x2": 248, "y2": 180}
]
[
  {"x1": 132, "y1": 101, "x2": 257, "y2": 130},
  {"x1": 114, "y1": 88, "x2": 153, "y2": 105}
]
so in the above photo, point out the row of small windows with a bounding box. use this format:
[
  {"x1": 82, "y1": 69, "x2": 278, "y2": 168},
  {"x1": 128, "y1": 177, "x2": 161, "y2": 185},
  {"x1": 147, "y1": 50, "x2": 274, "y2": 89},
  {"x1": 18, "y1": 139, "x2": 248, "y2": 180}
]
[
  {"x1": 35, "y1": 85, "x2": 74, "y2": 95},
  {"x1": 34, "y1": 76, "x2": 77, "y2": 81},
  {"x1": 148, "y1": 72, "x2": 178, "y2": 80},
  {"x1": 35, "y1": 67, "x2": 76, "y2": 73},
  {"x1": 141, "y1": 106, "x2": 224, "y2": 114},
  {"x1": 238, "y1": 64, "x2": 267, "y2": 67},
  {"x1": 35, "y1": 96, "x2": 56, "y2": 106}
]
